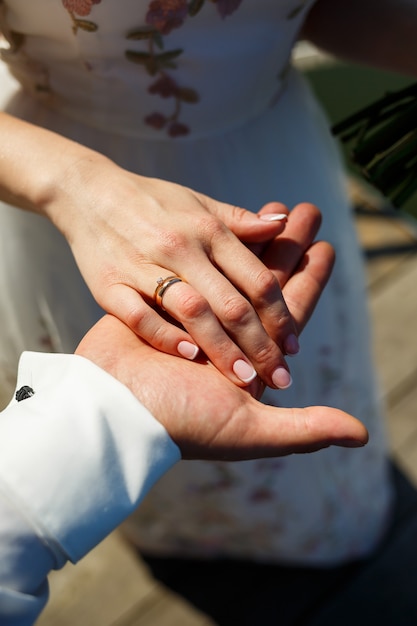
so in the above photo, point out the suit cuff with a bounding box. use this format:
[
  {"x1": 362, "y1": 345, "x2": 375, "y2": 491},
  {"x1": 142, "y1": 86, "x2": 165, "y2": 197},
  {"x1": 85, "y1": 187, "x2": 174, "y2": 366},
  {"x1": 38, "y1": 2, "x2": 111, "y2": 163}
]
[{"x1": 0, "y1": 351, "x2": 180, "y2": 565}]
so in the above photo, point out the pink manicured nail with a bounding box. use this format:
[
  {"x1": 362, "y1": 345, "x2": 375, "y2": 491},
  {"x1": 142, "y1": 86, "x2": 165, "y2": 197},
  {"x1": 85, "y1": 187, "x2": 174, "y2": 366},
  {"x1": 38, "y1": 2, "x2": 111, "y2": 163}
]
[
  {"x1": 177, "y1": 341, "x2": 199, "y2": 360},
  {"x1": 284, "y1": 334, "x2": 300, "y2": 356},
  {"x1": 259, "y1": 214, "x2": 288, "y2": 222},
  {"x1": 272, "y1": 367, "x2": 292, "y2": 389},
  {"x1": 233, "y1": 359, "x2": 257, "y2": 383}
]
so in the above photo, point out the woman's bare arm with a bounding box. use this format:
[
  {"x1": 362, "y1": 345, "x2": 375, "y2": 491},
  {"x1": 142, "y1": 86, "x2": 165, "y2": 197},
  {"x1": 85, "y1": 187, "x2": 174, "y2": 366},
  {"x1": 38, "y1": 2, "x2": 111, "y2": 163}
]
[{"x1": 0, "y1": 110, "x2": 297, "y2": 388}]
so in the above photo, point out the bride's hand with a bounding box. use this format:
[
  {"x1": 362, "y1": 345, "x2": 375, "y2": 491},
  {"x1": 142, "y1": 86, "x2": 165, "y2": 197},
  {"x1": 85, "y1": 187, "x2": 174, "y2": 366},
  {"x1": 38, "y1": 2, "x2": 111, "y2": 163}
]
[
  {"x1": 47, "y1": 152, "x2": 298, "y2": 389},
  {"x1": 76, "y1": 205, "x2": 367, "y2": 460}
]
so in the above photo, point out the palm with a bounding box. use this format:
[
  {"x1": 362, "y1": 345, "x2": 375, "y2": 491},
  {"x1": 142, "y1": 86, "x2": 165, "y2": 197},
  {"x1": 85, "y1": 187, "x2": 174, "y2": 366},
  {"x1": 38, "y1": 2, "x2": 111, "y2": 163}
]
[
  {"x1": 76, "y1": 204, "x2": 368, "y2": 459},
  {"x1": 88, "y1": 317, "x2": 366, "y2": 459}
]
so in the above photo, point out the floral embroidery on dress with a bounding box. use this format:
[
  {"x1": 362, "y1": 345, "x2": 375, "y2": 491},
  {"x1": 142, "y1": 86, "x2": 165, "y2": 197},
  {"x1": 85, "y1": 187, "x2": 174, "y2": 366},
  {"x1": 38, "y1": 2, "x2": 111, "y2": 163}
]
[
  {"x1": 63, "y1": 0, "x2": 101, "y2": 15},
  {"x1": 146, "y1": 0, "x2": 189, "y2": 34},
  {"x1": 126, "y1": 0, "x2": 243, "y2": 137},
  {"x1": 0, "y1": 1, "x2": 52, "y2": 98},
  {"x1": 58, "y1": 0, "x2": 243, "y2": 135},
  {"x1": 62, "y1": 0, "x2": 102, "y2": 34}
]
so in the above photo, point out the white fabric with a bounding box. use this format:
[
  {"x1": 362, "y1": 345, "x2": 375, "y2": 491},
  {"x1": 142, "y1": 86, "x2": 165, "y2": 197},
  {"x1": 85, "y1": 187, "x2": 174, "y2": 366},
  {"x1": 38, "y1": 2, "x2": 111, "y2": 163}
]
[
  {"x1": 0, "y1": 0, "x2": 393, "y2": 565},
  {"x1": 0, "y1": 351, "x2": 180, "y2": 626}
]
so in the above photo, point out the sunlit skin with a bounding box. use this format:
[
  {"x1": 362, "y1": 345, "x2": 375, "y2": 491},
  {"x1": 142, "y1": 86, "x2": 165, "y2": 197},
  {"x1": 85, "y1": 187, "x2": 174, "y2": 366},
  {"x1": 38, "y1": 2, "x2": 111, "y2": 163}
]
[{"x1": 76, "y1": 204, "x2": 368, "y2": 461}]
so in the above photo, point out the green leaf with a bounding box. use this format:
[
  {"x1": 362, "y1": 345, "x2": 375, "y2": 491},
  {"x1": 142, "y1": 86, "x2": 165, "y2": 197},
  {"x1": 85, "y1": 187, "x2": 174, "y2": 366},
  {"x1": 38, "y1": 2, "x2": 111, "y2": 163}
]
[
  {"x1": 125, "y1": 50, "x2": 154, "y2": 65},
  {"x1": 74, "y1": 19, "x2": 98, "y2": 32},
  {"x1": 332, "y1": 83, "x2": 417, "y2": 137},
  {"x1": 366, "y1": 132, "x2": 417, "y2": 191},
  {"x1": 126, "y1": 27, "x2": 164, "y2": 49},
  {"x1": 156, "y1": 49, "x2": 184, "y2": 62},
  {"x1": 125, "y1": 48, "x2": 183, "y2": 75},
  {"x1": 353, "y1": 103, "x2": 417, "y2": 166},
  {"x1": 178, "y1": 87, "x2": 200, "y2": 103},
  {"x1": 125, "y1": 50, "x2": 158, "y2": 75},
  {"x1": 126, "y1": 27, "x2": 158, "y2": 40},
  {"x1": 332, "y1": 81, "x2": 417, "y2": 207},
  {"x1": 390, "y1": 170, "x2": 417, "y2": 207}
]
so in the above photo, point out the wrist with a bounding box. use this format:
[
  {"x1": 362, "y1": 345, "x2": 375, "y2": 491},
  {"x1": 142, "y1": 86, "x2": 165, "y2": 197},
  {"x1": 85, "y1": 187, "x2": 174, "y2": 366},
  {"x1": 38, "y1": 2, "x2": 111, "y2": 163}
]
[
  {"x1": 0, "y1": 112, "x2": 112, "y2": 233},
  {"x1": 39, "y1": 146, "x2": 114, "y2": 237}
]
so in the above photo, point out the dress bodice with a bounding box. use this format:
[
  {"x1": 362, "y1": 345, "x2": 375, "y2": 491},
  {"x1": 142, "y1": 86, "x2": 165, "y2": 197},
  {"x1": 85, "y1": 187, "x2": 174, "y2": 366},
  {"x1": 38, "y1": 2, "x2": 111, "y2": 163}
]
[{"x1": 0, "y1": 0, "x2": 315, "y2": 137}]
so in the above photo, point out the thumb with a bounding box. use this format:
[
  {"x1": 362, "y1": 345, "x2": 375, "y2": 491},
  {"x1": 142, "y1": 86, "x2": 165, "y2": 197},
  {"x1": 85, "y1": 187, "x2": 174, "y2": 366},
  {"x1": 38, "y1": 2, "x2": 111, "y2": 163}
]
[
  {"x1": 265, "y1": 405, "x2": 369, "y2": 455},
  {"x1": 212, "y1": 402, "x2": 369, "y2": 461}
]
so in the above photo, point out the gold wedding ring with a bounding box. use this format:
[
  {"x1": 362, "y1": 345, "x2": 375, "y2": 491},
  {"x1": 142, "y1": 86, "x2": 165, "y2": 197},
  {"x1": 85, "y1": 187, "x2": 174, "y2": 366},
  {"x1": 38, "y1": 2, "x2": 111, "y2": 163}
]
[{"x1": 154, "y1": 275, "x2": 183, "y2": 310}]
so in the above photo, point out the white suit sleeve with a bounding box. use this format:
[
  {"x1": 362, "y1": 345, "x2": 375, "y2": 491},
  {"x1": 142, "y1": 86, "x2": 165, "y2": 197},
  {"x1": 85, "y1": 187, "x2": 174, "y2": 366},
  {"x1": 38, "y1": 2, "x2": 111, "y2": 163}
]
[{"x1": 0, "y1": 352, "x2": 181, "y2": 626}]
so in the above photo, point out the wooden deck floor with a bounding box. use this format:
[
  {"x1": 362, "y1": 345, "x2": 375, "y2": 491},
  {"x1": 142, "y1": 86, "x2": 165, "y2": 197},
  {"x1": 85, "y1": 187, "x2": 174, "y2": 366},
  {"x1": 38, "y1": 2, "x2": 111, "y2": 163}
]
[{"x1": 36, "y1": 186, "x2": 417, "y2": 626}]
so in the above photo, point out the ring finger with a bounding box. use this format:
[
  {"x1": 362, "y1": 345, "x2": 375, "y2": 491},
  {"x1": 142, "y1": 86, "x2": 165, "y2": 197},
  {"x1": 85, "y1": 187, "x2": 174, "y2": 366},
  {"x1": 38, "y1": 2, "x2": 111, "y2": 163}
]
[{"x1": 151, "y1": 268, "x2": 292, "y2": 389}]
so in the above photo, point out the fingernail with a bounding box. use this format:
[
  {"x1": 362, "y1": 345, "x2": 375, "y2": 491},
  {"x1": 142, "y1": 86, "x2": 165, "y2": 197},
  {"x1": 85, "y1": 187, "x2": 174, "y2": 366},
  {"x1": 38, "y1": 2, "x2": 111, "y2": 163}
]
[
  {"x1": 284, "y1": 334, "x2": 300, "y2": 356},
  {"x1": 259, "y1": 214, "x2": 288, "y2": 222},
  {"x1": 272, "y1": 367, "x2": 292, "y2": 389},
  {"x1": 233, "y1": 359, "x2": 257, "y2": 383},
  {"x1": 177, "y1": 341, "x2": 199, "y2": 360}
]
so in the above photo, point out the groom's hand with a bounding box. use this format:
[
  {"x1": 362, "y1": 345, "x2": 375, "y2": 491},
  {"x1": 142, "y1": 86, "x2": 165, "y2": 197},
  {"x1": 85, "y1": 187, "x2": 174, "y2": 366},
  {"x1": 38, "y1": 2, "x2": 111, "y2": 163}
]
[
  {"x1": 257, "y1": 201, "x2": 333, "y2": 337},
  {"x1": 75, "y1": 203, "x2": 368, "y2": 460}
]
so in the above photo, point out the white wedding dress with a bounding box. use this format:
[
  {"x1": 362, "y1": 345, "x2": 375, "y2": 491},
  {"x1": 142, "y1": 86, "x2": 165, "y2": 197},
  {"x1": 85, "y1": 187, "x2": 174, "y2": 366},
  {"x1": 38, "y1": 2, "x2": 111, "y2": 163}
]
[{"x1": 0, "y1": 0, "x2": 393, "y2": 565}]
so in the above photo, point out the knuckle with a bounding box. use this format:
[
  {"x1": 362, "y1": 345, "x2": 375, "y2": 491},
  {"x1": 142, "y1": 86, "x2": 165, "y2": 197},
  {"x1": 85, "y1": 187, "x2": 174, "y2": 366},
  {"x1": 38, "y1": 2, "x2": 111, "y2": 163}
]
[
  {"x1": 125, "y1": 305, "x2": 148, "y2": 332},
  {"x1": 274, "y1": 308, "x2": 293, "y2": 331},
  {"x1": 222, "y1": 295, "x2": 252, "y2": 326},
  {"x1": 156, "y1": 229, "x2": 187, "y2": 258},
  {"x1": 252, "y1": 341, "x2": 280, "y2": 367},
  {"x1": 125, "y1": 304, "x2": 178, "y2": 350},
  {"x1": 253, "y1": 268, "x2": 279, "y2": 301},
  {"x1": 197, "y1": 215, "x2": 226, "y2": 242},
  {"x1": 146, "y1": 323, "x2": 172, "y2": 348},
  {"x1": 231, "y1": 204, "x2": 249, "y2": 223},
  {"x1": 177, "y1": 291, "x2": 210, "y2": 320}
]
